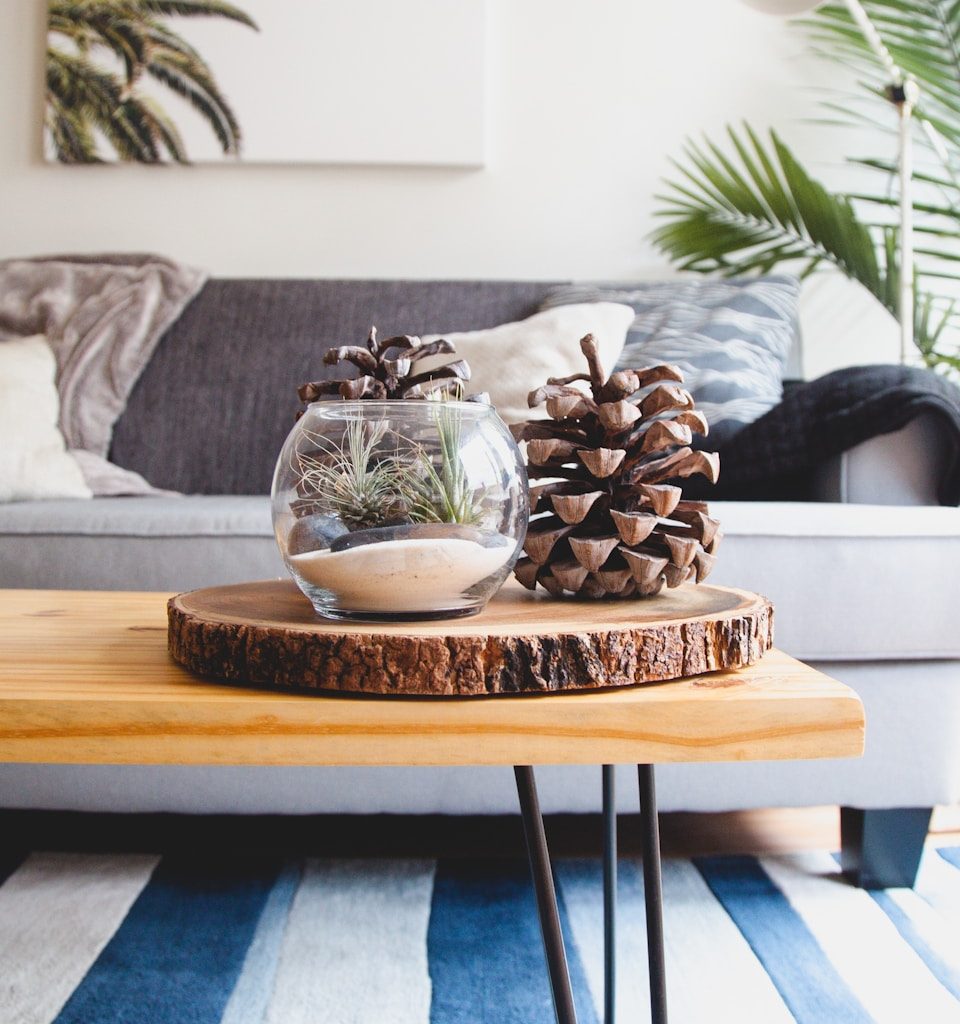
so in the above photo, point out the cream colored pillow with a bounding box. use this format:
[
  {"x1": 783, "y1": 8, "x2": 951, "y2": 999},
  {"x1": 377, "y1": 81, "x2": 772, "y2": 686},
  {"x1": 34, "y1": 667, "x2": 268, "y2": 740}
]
[
  {"x1": 0, "y1": 336, "x2": 92, "y2": 502},
  {"x1": 425, "y1": 302, "x2": 635, "y2": 424}
]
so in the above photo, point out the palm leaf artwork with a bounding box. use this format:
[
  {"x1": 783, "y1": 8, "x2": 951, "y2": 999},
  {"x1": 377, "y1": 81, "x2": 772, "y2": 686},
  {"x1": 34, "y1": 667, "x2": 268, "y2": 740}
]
[
  {"x1": 651, "y1": 1, "x2": 960, "y2": 375},
  {"x1": 45, "y1": 0, "x2": 258, "y2": 164}
]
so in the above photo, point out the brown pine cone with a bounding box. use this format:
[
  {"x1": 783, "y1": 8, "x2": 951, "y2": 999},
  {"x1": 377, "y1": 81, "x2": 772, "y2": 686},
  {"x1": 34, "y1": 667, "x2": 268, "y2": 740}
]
[
  {"x1": 511, "y1": 334, "x2": 721, "y2": 599},
  {"x1": 298, "y1": 326, "x2": 471, "y2": 405}
]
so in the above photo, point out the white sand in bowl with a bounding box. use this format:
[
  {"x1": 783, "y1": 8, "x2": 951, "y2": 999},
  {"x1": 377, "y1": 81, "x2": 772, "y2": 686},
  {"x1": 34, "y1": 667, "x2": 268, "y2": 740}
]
[{"x1": 289, "y1": 537, "x2": 513, "y2": 613}]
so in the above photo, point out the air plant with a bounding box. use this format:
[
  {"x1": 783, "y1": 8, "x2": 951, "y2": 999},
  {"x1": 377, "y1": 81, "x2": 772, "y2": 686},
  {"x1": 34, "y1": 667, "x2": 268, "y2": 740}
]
[
  {"x1": 292, "y1": 416, "x2": 411, "y2": 529},
  {"x1": 403, "y1": 394, "x2": 489, "y2": 526},
  {"x1": 292, "y1": 401, "x2": 489, "y2": 532}
]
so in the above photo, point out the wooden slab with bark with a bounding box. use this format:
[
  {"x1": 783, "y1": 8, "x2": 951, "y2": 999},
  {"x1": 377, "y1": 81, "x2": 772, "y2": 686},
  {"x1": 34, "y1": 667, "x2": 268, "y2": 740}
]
[{"x1": 167, "y1": 579, "x2": 774, "y2": 697}]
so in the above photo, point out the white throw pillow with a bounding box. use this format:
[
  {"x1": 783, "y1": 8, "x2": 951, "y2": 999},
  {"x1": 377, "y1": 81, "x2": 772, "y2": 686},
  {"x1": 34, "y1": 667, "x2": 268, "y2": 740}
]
[
  {"x1": 424, "y1": 302, "x2": 636, "y2": 424},
  {"x1": 0, "y1": 336, "x2": 92, "y2": 502}
]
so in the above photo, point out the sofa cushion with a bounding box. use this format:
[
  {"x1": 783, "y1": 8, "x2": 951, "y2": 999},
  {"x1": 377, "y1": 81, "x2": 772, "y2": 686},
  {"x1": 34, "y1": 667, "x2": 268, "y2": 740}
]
[
  {"x1": 0, "y1": 336, "x2": 91, "y2": 503},
  {"x1": 423, "y1": 302, "x2": 634, "y2": 423},
  {"x1": 0, "y1": 497, "x2": 283, "y2": 592},
  {"x1": 710, "y1": 501, "x2": 960, "y2": 660},
  {"x1": 3, "y1": 497, "x2": 958, "y2": 662},
  {"x1": 109, "y1": 280, "x2": 560, "y2": 496},
  {"x1": 540, "y1": 276, "x2": 800, "y2": 441}
]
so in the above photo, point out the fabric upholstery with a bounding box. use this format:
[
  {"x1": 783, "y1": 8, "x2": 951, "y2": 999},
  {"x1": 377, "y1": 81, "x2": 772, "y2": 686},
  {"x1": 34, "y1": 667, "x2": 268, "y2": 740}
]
[
  {"x1": 812, "y1": 414, "x2": 950, "y2": 506},
  {"x1": 696, "y1": 364, "x2": 960, "y2": 505},
  {"x1": 5, "y1": 276, "x2": 958, "y2": 820},
  {"x1": 0, "y1": 254, "x2": 206, "y2": 495},
  {"x1": 110, "y1": 280, "x2": 559, "y2": 495},
  {"x1": 0, "y1": 497, "x2": 283, "y2": 591},
  {"x1": 709, "y1": 501, "x2": 960, "y2": 660}
]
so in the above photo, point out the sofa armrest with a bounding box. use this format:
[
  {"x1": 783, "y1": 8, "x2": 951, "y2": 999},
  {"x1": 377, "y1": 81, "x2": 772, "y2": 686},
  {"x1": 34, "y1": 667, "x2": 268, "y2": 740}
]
[{"x1": 810, "y1": 412, "x2": 950, "y2": 505}]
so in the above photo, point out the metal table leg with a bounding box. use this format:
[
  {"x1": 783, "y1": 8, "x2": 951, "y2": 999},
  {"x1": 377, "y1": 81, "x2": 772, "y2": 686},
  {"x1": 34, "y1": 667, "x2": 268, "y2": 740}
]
[
  {"x1": 602, "y1": 764, "x2": 617, "y2": 1024},
  {"x1": 514, "y1": 765, "x2": 579, "y2": 1024},
  {"x1": 638, "y1": 764, "x2": 668, "y2": 1024}
]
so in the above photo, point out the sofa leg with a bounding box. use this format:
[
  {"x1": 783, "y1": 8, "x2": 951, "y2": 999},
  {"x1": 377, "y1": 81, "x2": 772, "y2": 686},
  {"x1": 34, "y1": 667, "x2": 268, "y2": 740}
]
[{"x1": 840, "y1": 807, "x2": 933, "y2": 889}]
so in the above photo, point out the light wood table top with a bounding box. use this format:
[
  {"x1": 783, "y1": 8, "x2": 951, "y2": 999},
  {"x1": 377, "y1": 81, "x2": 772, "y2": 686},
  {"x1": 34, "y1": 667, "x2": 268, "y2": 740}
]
[{"x1": 0, "y1": 589, "x2": 865, "y2": 768}]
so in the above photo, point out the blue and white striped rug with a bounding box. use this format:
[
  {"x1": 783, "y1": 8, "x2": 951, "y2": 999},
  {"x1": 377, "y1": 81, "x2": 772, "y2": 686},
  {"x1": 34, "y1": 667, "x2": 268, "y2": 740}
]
[{"x1": 2, "y1": 847, "x2": 959, "y2": 1024}]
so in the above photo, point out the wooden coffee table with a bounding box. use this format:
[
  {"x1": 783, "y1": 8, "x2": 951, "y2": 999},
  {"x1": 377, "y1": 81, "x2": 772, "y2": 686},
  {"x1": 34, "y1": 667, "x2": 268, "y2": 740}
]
[{"x1": 0, "y1": 587, "x2": 864, "y2": 1024}]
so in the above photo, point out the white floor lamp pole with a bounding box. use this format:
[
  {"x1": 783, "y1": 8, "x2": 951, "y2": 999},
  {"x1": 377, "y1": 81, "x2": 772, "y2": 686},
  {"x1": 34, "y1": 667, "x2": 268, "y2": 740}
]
[
  {"x1": 745, "y1": 0, "x2": 917, "y2": 364},
  {"x1": 843, "y1": 0, "x2": 918, "y2": 363},
  {"x1": 898, "y1": 85, "x2": 916, "y2": 364}
]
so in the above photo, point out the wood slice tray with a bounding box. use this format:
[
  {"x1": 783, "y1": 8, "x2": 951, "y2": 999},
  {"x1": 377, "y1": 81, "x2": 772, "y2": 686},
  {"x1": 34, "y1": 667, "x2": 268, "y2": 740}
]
[{"x1": 167, "y1": 579, "x2": 774, "y2": 697}]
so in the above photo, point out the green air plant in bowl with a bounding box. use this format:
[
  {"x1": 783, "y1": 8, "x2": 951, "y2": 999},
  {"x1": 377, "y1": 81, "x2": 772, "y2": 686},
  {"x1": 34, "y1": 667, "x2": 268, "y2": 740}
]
[
  {"x1": 270, "y1": 329, "x2": 528, "y2": 621},
  {"x1": 291, "y1": 416, "x2": 412, "y2": 530},
  {"x1": 405, "y1": 396, "x2": 490, "y2": 526}
]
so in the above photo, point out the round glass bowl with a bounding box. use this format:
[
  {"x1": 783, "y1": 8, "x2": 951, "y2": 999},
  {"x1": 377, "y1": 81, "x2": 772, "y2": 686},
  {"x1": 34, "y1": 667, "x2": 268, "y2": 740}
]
[{"x1": 271, "y1": 400, "x2": 528, "y2": 620}]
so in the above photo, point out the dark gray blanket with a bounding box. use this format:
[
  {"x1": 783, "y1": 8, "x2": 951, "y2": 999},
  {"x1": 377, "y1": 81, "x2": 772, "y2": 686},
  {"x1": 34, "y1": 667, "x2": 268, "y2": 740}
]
[{"x1": 692, "y1": 364, "x2": 960, "y2": 505}]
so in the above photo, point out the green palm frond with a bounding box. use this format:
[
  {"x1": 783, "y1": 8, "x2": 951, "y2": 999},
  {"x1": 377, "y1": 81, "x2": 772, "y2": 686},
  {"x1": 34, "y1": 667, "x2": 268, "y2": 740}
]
[
  {"x1": 133, "y1": 1, "x2": 257, "y2": 30},
  {"x1": 800, "y1": 1, "x2": 960, "y2": 149},
  {"x1": 652, "y1": 125, "x2": 891, "y2": 299},
  {"x1": 138, "y1": 93, "x2": 187, "y2": 160},
  {"x1": 142, "y1": 21, "x2": 203, "y2": 61},
  {"x1": 47, "y1": 47, "x2": 157, "y2": 160},
  {"x1": 652, "y1": 4, "x2": 960, "y2": 376},
  {"x1": 651, "y1": 123, "x2": 960, "y2": 365},
  {"x1": 50, "y1": 1, "x2": 256, "y2": 32},
  {"x1": 45, "y1": 94, "x2": 100, "y2": 162}
]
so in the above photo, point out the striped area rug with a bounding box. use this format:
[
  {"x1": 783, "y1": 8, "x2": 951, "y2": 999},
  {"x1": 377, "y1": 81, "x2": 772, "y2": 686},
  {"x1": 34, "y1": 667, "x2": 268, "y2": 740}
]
[{"x1": 2, "y1": 847, "x2": 959, "y2": 1023}]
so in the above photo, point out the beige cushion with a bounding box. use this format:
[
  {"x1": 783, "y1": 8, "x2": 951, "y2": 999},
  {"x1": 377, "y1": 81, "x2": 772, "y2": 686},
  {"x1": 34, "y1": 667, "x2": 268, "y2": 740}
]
[
  {"x1": 425, "y1": 302, "x2": 635, "y2": 424},
  {"x1": 0, "y1": 336, "x2": 91, "y2": 502}
]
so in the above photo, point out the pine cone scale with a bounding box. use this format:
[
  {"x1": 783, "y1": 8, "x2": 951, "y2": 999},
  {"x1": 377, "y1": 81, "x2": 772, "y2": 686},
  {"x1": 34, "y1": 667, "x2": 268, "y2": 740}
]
[
  {"x1": 550, "y1": 491, "x2": 605, "y2": 525},
  {"x1": 568, "y1": 535, "x2": 620, "y2": 573},
  {"x1": 610, "y1": 510, "x2": 658, "y2": 546}
]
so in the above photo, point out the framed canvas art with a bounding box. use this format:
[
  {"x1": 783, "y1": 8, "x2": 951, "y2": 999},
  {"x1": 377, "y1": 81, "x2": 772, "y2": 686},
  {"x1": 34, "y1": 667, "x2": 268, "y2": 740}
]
[{"x1": 44, "y1": 0, "x2": 486, "y2": 167}]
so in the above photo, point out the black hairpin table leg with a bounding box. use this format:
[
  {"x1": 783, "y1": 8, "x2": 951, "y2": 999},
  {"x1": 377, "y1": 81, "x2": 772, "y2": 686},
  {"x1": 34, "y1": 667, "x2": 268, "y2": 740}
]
[
  {"x1": 514, "y1": 765, "x2": 579, "y2": 1024},
  {"x1": 638, "y1": 764, "x2": 668, "y2": 1024},
  {"x1": 602, "y1": 764, "x2": 617, "y2": 1024}
]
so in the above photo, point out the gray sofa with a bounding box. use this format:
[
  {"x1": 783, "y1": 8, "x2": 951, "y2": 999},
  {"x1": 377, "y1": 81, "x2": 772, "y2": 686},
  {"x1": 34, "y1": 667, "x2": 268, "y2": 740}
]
[{"x1": 2, "y1": 278, "x2": 959, "y2": 887}]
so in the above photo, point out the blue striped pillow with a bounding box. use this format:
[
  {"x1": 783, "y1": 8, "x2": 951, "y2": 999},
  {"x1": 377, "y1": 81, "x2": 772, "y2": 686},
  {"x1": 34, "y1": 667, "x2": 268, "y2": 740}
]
[{"x1": 540, "y1": 276, "x2": 801, "y2": 438}]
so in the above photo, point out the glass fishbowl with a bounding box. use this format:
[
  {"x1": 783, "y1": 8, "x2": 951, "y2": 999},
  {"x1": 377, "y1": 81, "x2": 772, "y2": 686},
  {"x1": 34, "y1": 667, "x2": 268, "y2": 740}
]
[{"x1": 271, "y1": 400, "x2": 528, "y2": 620}]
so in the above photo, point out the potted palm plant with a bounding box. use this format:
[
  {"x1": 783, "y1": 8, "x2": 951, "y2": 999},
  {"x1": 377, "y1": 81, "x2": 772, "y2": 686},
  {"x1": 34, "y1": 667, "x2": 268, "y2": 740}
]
[{"x1": 651, "y1": 0, "x2": 960, "y2": 376}]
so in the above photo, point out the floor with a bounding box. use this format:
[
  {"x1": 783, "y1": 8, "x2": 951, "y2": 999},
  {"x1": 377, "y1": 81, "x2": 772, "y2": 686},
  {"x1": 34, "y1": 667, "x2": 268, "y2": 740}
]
[{"x1": 2, "y1": 805, "x2": 957, "y2": 858}]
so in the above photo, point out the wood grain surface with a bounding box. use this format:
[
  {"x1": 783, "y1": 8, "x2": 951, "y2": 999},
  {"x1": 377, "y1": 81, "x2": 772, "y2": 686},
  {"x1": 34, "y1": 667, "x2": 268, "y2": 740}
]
[
  {"x1": 0, "y1": 589, "x2": 863, "y2": 767},
  {"x1": 167, "y1": 579, "x2": 775, "y2": 695}
]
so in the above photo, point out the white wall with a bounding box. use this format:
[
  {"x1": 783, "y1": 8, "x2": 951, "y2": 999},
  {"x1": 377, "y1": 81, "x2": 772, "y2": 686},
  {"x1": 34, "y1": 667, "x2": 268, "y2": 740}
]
[{"x1": 3, "y1": 0, "x2": 863, "y2": 281}]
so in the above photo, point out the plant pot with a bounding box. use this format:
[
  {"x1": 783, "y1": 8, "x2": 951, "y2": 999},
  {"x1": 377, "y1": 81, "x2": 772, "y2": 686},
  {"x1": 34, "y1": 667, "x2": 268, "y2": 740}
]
[{"x1": 271, "y1": 400, "x2": 528, "y2": 620}]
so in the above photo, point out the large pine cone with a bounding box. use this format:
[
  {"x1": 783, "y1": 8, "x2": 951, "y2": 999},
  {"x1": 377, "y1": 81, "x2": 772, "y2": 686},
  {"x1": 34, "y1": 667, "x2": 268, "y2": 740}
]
[
  {"x1": 511, "y1": 334, "x2": 721, "y2": 599},
  {"x1": 298, "y1": 326, "x2": 471, "y2": 404}
]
